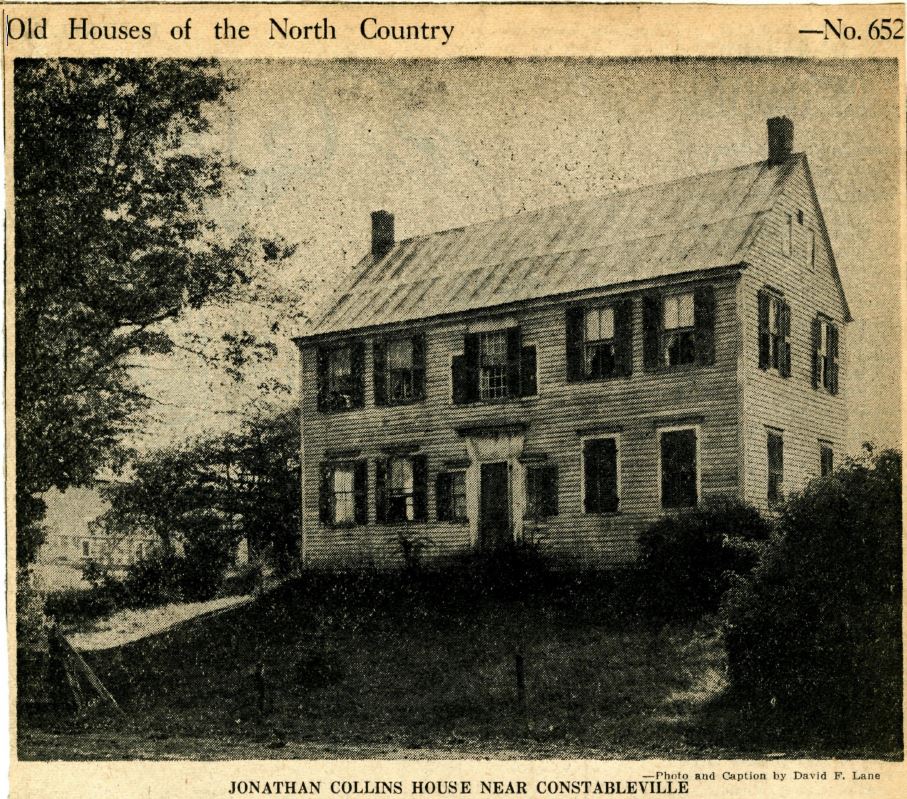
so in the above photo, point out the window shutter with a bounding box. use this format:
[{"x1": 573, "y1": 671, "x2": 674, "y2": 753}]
[
  {"x1": 412, "y1": 333, "x2": 426, "y2": 400},
  {"x1": 565, "y1": 307, "x2": 584, "y2": 381},
  {"x1": 463, "y1": 333, "x2": 480, "y2": 403},
  {"x1": 318, "y1": 464, "x2": 332, "y2": 524},
  {"x1": 316, "y1": 347, "x2": 330, "y2": 411},
  {"x1": 375, "y1": 458, "x2": 388, "y2": 523},
  {"x1": 758, "y1": 291, "x2": 770, "y2": 370},
  {"x1": 779, "y1": 301, "x2": 792, "y2": 378},
  {"x1": 452, "y1": 355, "x2": 468, "y2": 405},
  {"x1": 642, "y1": 294, "x2": 661, "y2": 369},
  {"x1": 373, "y1": 339, "x2": 387, "y2": 406},
  {"x1": 694, "y1": 285, "x2": 716, "y2": 366},
  {"x1": 614, "y1": 298, "x2": 634, "y2": 377},
  {"x1": 436, "y1": 472, "x2": 452, "y2": 521},
  {"x1": 829, "y1": 324, "x2": 839, "y2": 395},
  {"x1": 353, "y1": 460, "x2": 368, "y2": 525},
  {"x1": 520, "y1": 345, "x2": 537, "y2": 397},
  {"x1": 506, "y1": 327, "x2": 522, "y2": 398},
  {"x1": 542, "y1": 465, "x2": 558, "y2": 516},
  {"x1": 350, "y1": 340, "x2": 365, "y2": 408},
  {"x1": 412, "y1": 454, "x2": 428, "y2": 522},
  {"x1": 599, "y1": 439, "x2": 619, "y2": 513},
  {"x1": 811, "y1": 317, "x2": 822, "y2": 389},
  {"x1": 583, "y1": 441, "x2": 600, "y2": 513}
]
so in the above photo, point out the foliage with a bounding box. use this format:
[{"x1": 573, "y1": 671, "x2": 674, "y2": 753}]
[
  {"x1": 95, "y1": 407, "x2": 300, "y2": 584},
  {"x1": 722, "y1": 448, "x2": 902, "y2": 749},
  {"x1": 13, "y1": 58, "x2": 290, "y2": 565},
  {"x1": 637, "y1": 497, "x2": 772, "y2": 619},
  {"x1": 16, "y1": 570, "x2": 50, "y2": 650}
]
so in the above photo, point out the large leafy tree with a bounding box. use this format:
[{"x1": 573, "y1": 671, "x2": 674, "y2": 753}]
[{"x1": 14, "y1": 59, "x2": 261, "y2": 564}]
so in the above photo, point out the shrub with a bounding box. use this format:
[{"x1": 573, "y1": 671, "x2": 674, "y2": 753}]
[
  {"x1": 722, "y1": 448, "x2": 902, "y2": 751},
  {"x1": 637, "y1": 497, "x2": 771, "y2": 619},
  {"x1": 121, "y1": 549, "x2": 184, "y2": 607}
]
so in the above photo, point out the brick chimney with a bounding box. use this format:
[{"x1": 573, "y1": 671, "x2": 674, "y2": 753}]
[
  {"x1": 371, "y1": 210, "x2": 394, "y2": 257},
  {"x1": 767, "y1": 116, "x2": 794, "y2": 165}
]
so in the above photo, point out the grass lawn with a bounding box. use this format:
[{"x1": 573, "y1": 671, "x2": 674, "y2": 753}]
[{"x1": 17, "y1": 570, "x2": 901, "y2": 760}]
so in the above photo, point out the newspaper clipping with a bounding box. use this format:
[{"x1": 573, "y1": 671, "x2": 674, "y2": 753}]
[{"x1": 5, "y1": 3, "x2": 905, "y2": 799}]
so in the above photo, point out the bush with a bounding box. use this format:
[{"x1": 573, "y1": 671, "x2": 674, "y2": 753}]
[
  {"x1": 722, "y1": 448, "x2": 902, "y2": 750},
  {"x1": 637, "y1": 497, "x2": 771, "y2": 619}
]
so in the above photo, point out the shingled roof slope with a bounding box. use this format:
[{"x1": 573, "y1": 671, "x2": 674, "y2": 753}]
[{"x1": 309, "y1": 155, "x2": 803, "y2": 337}]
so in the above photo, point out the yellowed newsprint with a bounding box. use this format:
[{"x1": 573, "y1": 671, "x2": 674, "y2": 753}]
[{"x1": 4, "y1": 3, "x2": 905, "y2": 799}]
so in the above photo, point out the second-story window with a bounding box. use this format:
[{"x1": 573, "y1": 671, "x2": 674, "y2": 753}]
[
  {"x1": 643, "y1": 286, "x2": 715, "y2": 371},
  {"x1": 566, "y1": 299, "x2": 633, "y2": 381},
  {"x1": 811, "y1": 316, "x2": 839, "y2": 394},
  {"x1": 452, "y1": 327, "x2": 536, "y2": 404},
  {"x1": 480, "y1": 330, "x2": 508, "y2": 400},
  {"x1": 317, "y1": 341, "x2": 364, "y2": 412},
  {"x1": 758, "y1": 290, "x2": 791, "y2": 376},
  {"x1": 374, "y1": 333, "x2": 426, "y2": 406}
]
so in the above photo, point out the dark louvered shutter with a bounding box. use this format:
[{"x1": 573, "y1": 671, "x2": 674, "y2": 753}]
[
  {"x1": 779, "y1": 301, "x2": 792, "y2": 378},
  {"x1": 811, "y1": 317, "x2": 822, "y2": 389},
  {"x1": 583, "y1": 442, "x2": 599, "y2": 513},
  {"x1": 694, "y1": 285, "x2": 716, "y2": 366},
  {"x1": 506, "y1": 328, "x2": 522, "y2": 398},
  {"x1": 316, "y1": 347, "x2": 330, "y2": 411},
  {"x1": 436, "y1": 472, "x2": 452, "y2": 522},
  {"x1": 520, "y1": 345, "x2": 537, "y2": 397},
  {"x1": 829, "y1": 324, "x2": 839, "y2": 395},
  {"x1": 373, "y1": 339, "x2": 387, "y2": 406},
  {"x1": 614, "y1": 298, "x2": 634, "y2": 376},
  {"x1": 318, "y1": 464, "x2": 332, "y2": 524},
  {"x1": 353, "y1": 460, "x2": 368, "y2": 525},
  {"x1": 643, "y1": 294, "x2": 661, "y2": 370},
  {"x1": 412, "y1": 333, "x2": 426, "y2": 400},
  {"x1": 463, "y1": 333, "x2": 480, "y2": 403},
  {"x1": 375, "y1": 458, "x2": 388, "y2": 523},
  {"x1": 565, "y1": 307, "x2": 584, "y2": 381},
  {"x1": 452, "y1": 355, "x2": 468, "y2": 405},
  {"x1": 758, "y1": 291, "x2": 770, "y2": 370},
  {"x1": 350, "y1": 341, "x2": 365, "y2": 408},
  {"x1": 412, "y1": 454, "x2": 428, "y2": 522},
  {"x1": 540, "y1": 465, "x2": 558, "y2": 516},
  {"x1": 584, "y1": 439, "x2": 618, "y2": 513}
]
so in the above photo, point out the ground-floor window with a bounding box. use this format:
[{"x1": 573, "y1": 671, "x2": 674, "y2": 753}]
[
  {"x1": 660, "y1": 427, "x2": 698, "y2": 508},
  {"x1": 583, "y1": 438, "x2": 619, "y2": 513},
  {"x1": 319, "y1": 461, "x2": 367, "y2": 526},
  {"x1": 820, "y1": 441, "x2": 834, "y2": 477},
  {"x1": 377, "y1": 454, "x2": 428, "y2": 523},
  {"x1": 768, "y1": 430, "x2": 784, "y2": 506},
  {"x1": 436, "y1": 470, "x2": 468, "y2": 523},
  {"x1": 526, "y1": 464, "x2": 558, "y2": 519},
  {"x1": 81, "y1": 540, "x2": 90, "y2": 558}
]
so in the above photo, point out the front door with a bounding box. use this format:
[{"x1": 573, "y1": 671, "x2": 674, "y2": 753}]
[{"x1": 479, "y1": 462, "x2": 511, "y2": 550}]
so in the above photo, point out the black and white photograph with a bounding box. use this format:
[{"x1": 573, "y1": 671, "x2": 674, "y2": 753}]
[{"x1": 11, "y1": 48, "x2": 902, "y2": 765}]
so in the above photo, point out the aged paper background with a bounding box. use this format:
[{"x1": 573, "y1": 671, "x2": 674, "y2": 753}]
[{"x1": 3, "y1": 2, "x2": 905, "y2": 798}]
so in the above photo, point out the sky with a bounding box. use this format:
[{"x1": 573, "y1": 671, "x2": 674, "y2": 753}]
[{"x1": 139, "y1": 57, "x2": 902, "y2": 454}]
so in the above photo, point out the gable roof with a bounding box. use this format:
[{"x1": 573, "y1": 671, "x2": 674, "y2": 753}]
[{"x1": 306, "y1": 153, "x2": 826, "y2": 338}]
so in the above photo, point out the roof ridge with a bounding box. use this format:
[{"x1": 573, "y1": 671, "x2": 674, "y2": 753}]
[{"x1": 391, "y1": 155, "x2": 799, "y2": 247}]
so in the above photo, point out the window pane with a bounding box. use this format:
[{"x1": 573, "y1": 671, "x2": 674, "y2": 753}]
[
  {"x1": 333, "y1": 466, "x2": 356, "y2": 524},
  {"x1": 584, "y1": 309, "x2": 600, "y2": 342},
  {"x1": 663, "y1": 296, "x2": 679, "y2": 330},
  {"x1": 677, "y1": 293, "x2": 694, "y2": 328},
  {"x1": 480, "y1": 330, "x2": 507, "y2": 365}
]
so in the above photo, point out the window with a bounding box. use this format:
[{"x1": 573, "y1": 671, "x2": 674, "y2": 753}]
[
  {"x1": 662, "y1": 292, "x2": 696, "y2": 366},
  {"x1": 808, "y1": 228, "x2": 816, "y2": 271},
  {"x1": 768, "y1": 431, "x2": 784, "y2": 506},
  {"x1": 81, "y1": 540, "x2": 90, "y2": 558},
  {"x1": 319, "y1": 461, "x2": 367, "y2": 526},
  {"x1": 660, "y1": 428, "x2": 698, "y2": 509},
  {"x1": 583, "y1": 438, "x2": 619, "y2": 513},
  {"x1": 584, "y1": 306, "x2": 616, "y2": 377},
  {"x1": 758, "y1": 290, "x2": 791, "y2": 376},
  {"x1": 565, "y1": 300, "x2": 633, "y2": 381},
  {"x1": 783, "y1": 212, "x2": 793, "y2": 256},
  {"x1": 317, "y1": 341, "x2": 364, "y2": 411},
  {"x1": 820, "y1": 442, "x2": 834, "y2": 477},
  {"x1": 811, "y1": 317, "x2": 839, "y2": 394},
  {"x1": 452, "y1": 328, "x2": 535, "y2": 403},
  {"x1": 437, "y1": 470, "x2": 468, "y2": 523},
  {"x1": 374, "y1": 334, "x2": 425, "y2": 405},
  {"x1": 479, "y1": 330, "x2": 508, "y2": 400},
  {"x1": 377, "y1": 454, "x2": 428, "y2": 523},
  {"x1": 526, "y1": 465, "x2": 558, "y2": 519}
]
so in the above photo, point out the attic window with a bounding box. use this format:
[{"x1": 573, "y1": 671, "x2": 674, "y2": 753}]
[
  {"x1": 808, "y1": 228, "x2": 816, "y2": 271},
  {"x1": 783, "y1": 213, "x2": 793, "y2": 256},
  {"x1": 797, "y1": 209, "x2": 804, "y2": 225}
]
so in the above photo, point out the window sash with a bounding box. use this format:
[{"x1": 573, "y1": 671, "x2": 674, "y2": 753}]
[
  {"x1": 663, "y1": 293, "x2": 694, "y2": 331},
  {"x1": 479, "y1": 330, "x2": 508, "y2": 399},
  {"x1": 332, "y1": 466, "x2": 356, "y2": 524},
  {"x1": 450, "y1": 471, "x2": 467, "y2": 522},
  {"x1": 388, "y1": 457, "x2": 416, "y2": 522}
]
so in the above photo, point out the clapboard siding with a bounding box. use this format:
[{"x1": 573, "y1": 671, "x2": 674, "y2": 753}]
[
  {"x1": 299, "y1": 273, "x2": 742, "y2": 567},
  {"x1": 739, "y1": 160, "x2": 848, "y2": 512}
]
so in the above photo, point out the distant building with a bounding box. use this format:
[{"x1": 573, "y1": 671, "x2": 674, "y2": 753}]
[{"x1": 293, "y1": 117, "x2": 850, "y2": 567}]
